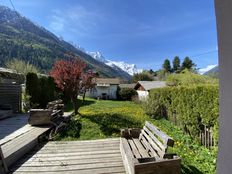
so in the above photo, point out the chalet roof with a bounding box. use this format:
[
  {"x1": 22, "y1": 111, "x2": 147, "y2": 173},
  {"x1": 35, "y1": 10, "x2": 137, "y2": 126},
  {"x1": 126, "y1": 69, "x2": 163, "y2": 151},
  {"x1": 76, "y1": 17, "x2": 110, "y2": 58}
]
[
  {"x1": 135, "y1": 81, "x2": 166, "y2": 91},
  {"x1": 94, "y1": 78, "x2": 120, "y2": 85},
  {"x1": 119, "y1": 83, "x2": 136, "y2": 89},
  {"x1": 0, "y1": 68, "x2": 24, "y2": 83}
]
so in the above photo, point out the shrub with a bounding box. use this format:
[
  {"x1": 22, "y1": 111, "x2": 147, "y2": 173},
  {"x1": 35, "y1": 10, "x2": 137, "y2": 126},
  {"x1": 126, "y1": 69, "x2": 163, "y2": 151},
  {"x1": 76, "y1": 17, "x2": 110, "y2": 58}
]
[
  {"x1": 26, "y1": 72, "x2": 39, "y2": 105},
  {"x1": 26, "y1": 73, "x2": 55, "y2": 108},
  {"x1": 38, "y1": 76, "x2": 55, "y2": 108},
  {"x1": 118, "y1": 88, "x2": 138, "y2": 101},
  {"x1": 143, "y1": 85, "x2": 219, "y2": 143},
  {"x1": 166, "y1": 70, "x2": 218, "y2": 86}
]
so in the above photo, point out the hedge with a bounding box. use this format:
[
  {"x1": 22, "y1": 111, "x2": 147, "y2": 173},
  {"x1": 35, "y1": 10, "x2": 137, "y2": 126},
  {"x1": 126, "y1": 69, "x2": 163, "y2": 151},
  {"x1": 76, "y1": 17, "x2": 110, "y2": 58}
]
[
  {"x1": 118, "y1": 88, "x2": 138, "y2": 101},
  {"x1": 143, "y1": 85, "x2": 219, "y2": 142},
  {"x1": 26, "y1": 72, "x2": 39, "y2": 104},
  {"x1": 26, "y1": 73, "x2": 55, "y2": 108}
]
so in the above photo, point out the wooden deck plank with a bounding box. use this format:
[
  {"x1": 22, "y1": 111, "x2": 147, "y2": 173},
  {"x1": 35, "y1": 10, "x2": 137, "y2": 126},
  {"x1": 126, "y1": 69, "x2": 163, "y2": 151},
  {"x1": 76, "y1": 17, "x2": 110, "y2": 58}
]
[
  {"x1": 12, "y1": 166, "x2": 125, "y2": 174},
  {"x1": 32, "y1": 147, "x2": 119, "y2": 154},
  {"x1": 27, "y1": 150, "x2": 121, "y2": 158},
  {"x1": 12, "y1": 162, "x2": 124, "y2": 172},
  {"x1": 10, "y1": 139, "x2": 126, "y2": 174},
  {"x1": 15, "y1": 157, "x2": 124, "y2": 167},
  {"x1": 23, "y1": 153, "x2": 122, "y2": 162}
]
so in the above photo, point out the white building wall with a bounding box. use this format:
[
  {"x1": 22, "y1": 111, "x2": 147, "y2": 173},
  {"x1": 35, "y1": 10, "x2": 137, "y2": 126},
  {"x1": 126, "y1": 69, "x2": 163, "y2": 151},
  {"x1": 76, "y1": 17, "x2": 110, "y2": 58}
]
[
  {"x1": 137, "y1": 90, "x2": 149, "y2": 101},
  {"x1": 86, "y1": 85, "x2": 118, "y2": 99}
]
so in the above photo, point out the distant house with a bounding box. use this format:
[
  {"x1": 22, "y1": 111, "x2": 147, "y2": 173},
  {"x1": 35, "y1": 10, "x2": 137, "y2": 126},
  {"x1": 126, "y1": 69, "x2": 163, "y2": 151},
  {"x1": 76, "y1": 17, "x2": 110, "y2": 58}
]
[
  {"x1": 86, "y1": 78, "x2": 120, "y2": 100},
  {"x1": 134, "y1": 81, "x2": 166, "y2": 100},
  {"x1": 0, "y1": 68, "x2": 24, "y2": 116}
]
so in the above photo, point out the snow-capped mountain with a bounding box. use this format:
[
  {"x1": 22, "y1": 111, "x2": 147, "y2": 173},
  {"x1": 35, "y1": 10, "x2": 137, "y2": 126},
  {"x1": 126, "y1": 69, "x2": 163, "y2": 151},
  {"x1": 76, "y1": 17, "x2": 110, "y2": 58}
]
[{"x1": 87, "y1": 51, "x2": 142, "y2": 76}]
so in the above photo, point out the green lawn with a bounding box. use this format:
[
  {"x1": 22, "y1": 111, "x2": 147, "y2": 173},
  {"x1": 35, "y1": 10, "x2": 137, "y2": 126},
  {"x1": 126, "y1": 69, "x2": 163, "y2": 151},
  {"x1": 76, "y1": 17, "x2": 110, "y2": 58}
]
[{"x1": 55, "y1": 98, "x2": 217, "y2": 174}]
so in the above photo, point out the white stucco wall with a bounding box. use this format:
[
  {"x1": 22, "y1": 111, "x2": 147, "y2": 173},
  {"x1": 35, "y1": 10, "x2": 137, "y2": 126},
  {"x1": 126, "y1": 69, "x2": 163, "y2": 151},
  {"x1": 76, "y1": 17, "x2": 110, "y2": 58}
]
[
  {"x1": 137, "y1": 90, "x2": 149, "y2": 101},
  {"x1": 86, "y1": 85, "x2": 118, "y2": 99},
  {"x1": 215, "y1": 0, "x2": 232, "y2": 173}
]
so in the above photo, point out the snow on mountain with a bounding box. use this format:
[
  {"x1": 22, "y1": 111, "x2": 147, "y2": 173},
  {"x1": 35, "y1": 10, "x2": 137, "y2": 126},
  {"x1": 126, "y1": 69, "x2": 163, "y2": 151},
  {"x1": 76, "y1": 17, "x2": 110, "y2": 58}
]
[
  {"x1": 87, "y1": 51, "x2": 142, "y2": 76},
  {"x1": 199, "y1": 64, "x2": 217, "y2": 75}
]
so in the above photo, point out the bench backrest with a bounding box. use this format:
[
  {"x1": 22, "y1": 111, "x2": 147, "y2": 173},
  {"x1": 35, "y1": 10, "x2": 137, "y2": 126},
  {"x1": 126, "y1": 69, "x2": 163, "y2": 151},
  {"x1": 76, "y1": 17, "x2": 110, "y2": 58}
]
[{"x1": 139, "y1": 121, "x2": 174, "y2": 159}]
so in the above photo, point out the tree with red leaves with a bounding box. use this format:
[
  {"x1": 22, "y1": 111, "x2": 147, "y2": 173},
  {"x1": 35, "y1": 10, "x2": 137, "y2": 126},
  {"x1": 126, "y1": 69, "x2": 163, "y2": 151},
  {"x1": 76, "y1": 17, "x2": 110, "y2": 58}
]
[
  {"x1": 50, "y1": 58, "x2": 90, "y2": 114},
  {"x1": 80, "y1": 70, "x2": 95, "y2": 103}
]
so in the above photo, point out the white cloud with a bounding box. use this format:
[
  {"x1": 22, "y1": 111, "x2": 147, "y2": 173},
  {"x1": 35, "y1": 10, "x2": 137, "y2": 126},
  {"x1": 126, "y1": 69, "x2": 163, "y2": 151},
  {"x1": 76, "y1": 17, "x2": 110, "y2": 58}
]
[
  {"x1": 199, "y1": 64, "x2": 217, "y2": 75},
  {"x1": 48, "y1": 5, "x2": 101, "y2": 35},
  {"x1": 49, "y1": 15, "x2": 65, "y2": 32}
]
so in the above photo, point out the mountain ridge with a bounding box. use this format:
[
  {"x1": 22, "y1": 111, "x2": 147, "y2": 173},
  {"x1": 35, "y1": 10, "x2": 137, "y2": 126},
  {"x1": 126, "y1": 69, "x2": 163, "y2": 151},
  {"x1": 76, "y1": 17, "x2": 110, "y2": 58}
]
[
  {"x1": 0, "y1": 5, "x2": 131, "y2": 80},
  {"x1": 87, "y1": 51, "x2": 142, "y2": 75}
]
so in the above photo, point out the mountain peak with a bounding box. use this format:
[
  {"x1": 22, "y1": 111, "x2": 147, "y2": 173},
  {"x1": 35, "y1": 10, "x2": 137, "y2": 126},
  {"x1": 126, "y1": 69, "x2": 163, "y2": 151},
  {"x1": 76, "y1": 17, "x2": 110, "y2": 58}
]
[{"x1": 87, "y1": 51, "x2": 142, "y2": 75}]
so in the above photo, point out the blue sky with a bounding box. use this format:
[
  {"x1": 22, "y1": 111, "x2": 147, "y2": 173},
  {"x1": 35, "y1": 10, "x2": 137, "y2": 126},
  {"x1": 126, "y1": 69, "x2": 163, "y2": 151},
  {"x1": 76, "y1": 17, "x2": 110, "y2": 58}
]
[{"x1": 1, "y1": 0, "x2": 218, "y2": 71}]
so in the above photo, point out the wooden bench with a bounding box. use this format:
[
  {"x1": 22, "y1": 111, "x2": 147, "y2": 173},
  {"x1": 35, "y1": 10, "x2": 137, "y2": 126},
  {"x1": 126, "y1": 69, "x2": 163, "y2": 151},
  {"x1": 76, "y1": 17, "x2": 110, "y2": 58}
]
[
  {"x1": 0, "y1": 146, "x2": 8, "y2": 174},
  {"x1": 28, "y1": 100, "x2": 64, "y2": 126},
  {"x1": 120, "y1": 121, "x2": 181, "y2": 174}
]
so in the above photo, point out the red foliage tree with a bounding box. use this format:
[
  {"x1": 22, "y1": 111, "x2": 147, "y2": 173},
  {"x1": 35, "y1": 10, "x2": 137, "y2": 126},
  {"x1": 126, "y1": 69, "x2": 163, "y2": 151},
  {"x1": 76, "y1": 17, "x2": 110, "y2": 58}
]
[
  {"x1": 50, "y1": 58, "x2": 87, "y2": 114},
  {"x1": 80, "y1": 70, "x2": 95, "y2": 102}
]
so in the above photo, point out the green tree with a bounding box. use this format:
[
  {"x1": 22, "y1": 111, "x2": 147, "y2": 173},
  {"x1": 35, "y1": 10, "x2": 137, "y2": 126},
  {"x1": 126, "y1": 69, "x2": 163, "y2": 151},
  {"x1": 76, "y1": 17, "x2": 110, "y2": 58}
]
[
  {"x1": 162, "y1": 59, "x2": 171, "y2": 72},
  {"x1": 172, "y1": 56, "x2": 180, "y2": 72},
  {"x1": 132, "y1": 71, "x2": 153, "y2": 83},
  {"x1": 5, "y1": 59, "x2": 38, "y2": 76},
  {"x1": 181, "y1": 57, "x2": 196, "y2": 71}
]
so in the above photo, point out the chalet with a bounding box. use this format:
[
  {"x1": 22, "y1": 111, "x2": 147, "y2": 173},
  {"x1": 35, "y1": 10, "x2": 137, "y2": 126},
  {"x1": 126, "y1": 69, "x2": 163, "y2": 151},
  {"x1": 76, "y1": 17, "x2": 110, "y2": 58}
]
[
  {"x1": 134, "y1": 81, "x2": 166, "y2": 100},
  {"x1": 0, "y1": 68, "x2": 24, "y2": 118},
  {"x1": 86, "y1": 78, "x2": 120, "y2": 100}
]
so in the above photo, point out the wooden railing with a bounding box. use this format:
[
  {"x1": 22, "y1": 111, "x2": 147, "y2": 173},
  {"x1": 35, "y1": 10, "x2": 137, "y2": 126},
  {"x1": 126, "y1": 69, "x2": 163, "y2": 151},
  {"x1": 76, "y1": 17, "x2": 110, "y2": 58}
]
[{"x1": 199, "y1": 125, "x2": 215, "y2": 149}]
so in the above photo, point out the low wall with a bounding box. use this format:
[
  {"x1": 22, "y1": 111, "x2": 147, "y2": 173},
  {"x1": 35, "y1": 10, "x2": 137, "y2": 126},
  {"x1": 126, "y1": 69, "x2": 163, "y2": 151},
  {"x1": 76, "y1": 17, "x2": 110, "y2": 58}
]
[{"x1": 0, "y1": 83, "x2": 22, "y2": 112}]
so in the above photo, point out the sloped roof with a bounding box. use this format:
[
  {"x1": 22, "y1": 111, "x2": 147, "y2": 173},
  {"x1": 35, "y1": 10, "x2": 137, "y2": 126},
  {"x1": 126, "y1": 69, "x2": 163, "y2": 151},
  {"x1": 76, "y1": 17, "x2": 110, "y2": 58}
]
[
  {"x1": 119, "y1": 83, "x2": 136, "y2": 89},
  {"x1": 94, "y1": 78, "x2": 120, "y2": 85},
  {"x1": 135, "y1": 81, "x2": 166, "y2": 91}
]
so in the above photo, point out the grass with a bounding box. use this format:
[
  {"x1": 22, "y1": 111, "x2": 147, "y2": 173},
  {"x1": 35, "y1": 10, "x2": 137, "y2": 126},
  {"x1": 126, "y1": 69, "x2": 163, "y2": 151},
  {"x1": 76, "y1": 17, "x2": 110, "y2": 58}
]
[{"x1": 54, "y1": 98, "x2": 217, "y2": 174}]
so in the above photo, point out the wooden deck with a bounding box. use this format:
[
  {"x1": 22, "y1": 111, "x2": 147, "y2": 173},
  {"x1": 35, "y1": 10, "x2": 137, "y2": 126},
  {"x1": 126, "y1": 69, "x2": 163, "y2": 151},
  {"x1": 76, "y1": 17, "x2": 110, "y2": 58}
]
[
  {"x1": 0, "y1": 114, "x2": 50, "y2": 168},
  {"x1": 10, "y1": 139, "x2": 126, "y2": 174}
]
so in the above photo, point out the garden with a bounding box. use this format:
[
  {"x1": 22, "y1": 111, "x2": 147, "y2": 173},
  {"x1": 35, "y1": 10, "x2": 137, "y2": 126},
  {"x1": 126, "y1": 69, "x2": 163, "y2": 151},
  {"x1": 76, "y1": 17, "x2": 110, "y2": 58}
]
[{"x1": 54, "y1": 98, "x2": 217, "y2": 174}]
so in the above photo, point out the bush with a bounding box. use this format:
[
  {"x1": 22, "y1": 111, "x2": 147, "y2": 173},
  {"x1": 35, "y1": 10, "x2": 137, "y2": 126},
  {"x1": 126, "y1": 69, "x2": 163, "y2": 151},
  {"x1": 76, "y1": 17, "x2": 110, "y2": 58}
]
[
  {"x1": 118, "y1": 88, "x2": 138, "y2": 101},
  {"x1": 166, "y1": 70, "x2": 218, "y2": 86},
  {"x1": 143, "y1": 85, "x2": 219, "y2": 142},
  {"x1": 26, "y1": 73, "x2": 56, "y2": 108},
  {"x1": 38, "y1": 76, "x2": 55, "y2": 108},
  {"x1": 26, "y1": 72, "x2": 39, "y2": 104}
]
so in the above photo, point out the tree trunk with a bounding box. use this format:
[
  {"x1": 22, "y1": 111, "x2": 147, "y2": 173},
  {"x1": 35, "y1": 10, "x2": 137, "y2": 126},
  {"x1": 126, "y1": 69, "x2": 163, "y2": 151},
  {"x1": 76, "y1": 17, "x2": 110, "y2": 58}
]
[
  {"x1": 82, "y1": 91, "x2": 86, "y2": 104},
  {"x1": 71, "y1": 97, "x2": 79, "y2": 115}
]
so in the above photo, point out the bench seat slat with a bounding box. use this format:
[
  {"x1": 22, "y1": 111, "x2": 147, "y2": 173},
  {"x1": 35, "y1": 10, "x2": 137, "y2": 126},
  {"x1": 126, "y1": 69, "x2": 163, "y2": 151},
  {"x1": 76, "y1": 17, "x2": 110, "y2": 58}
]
[
  {"x1": 128, "y1": 139, "x2": 141, "y2": 158},
  {"x1": 132, "y1": 138, "x2": 149, "y2": 158},
  {"x1": 140, "y1": 134, "x2": 159, "y2": 159}
]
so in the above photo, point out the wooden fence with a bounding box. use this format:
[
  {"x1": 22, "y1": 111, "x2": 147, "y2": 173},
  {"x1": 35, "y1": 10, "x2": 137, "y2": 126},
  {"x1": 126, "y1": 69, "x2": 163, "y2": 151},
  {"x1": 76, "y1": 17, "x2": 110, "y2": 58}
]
[
  {"x1": 199, "y1": 125, "x2": 215, "y2": 149},
  {"x1": 0, "y1": 83, "x2": 22, "y2": 112}
]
